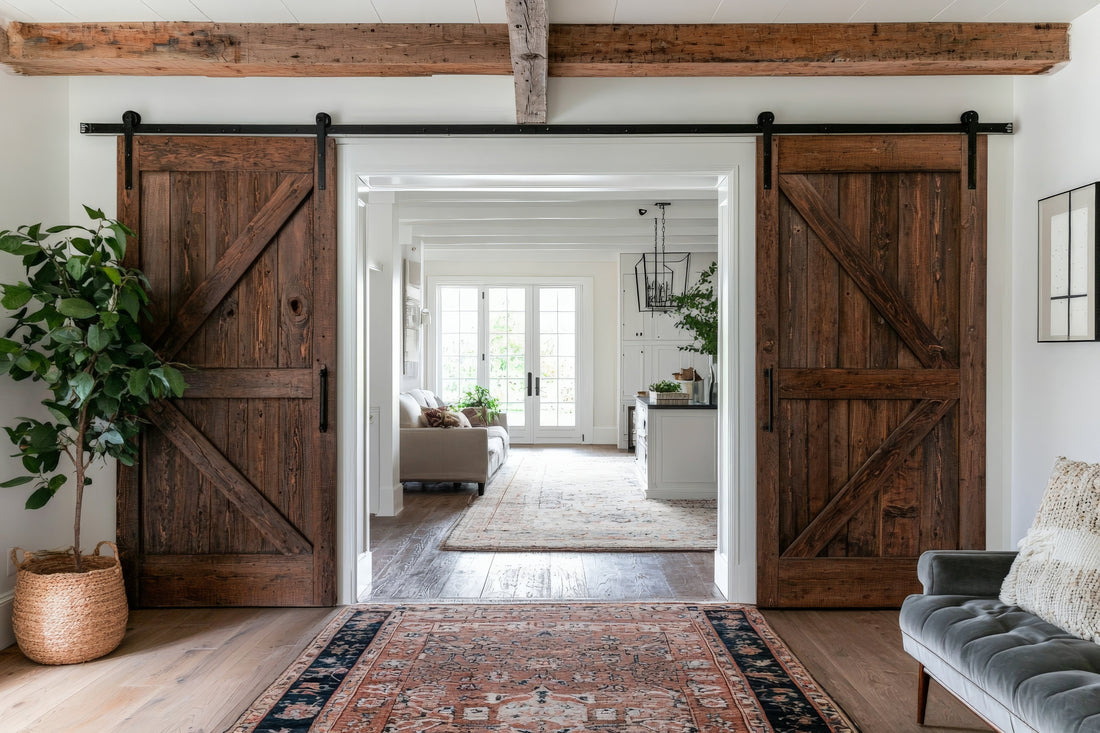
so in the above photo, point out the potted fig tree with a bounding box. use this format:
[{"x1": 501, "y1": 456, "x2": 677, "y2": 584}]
[{"x1": 0, "y1": 207, "x2": 186, "y2": 664}]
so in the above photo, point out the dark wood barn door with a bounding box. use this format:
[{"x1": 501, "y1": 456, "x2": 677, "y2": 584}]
[
  {"x1": 756, "y1": 135, "x2": 986, "y2": 607},
  {"x1": 117, "y1": 136, "x2": 336, "y2": 607}
]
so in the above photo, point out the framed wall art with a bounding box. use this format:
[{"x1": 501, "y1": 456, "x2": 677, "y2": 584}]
[{"x1": 1038, "y1": 182, "x2": 1099, "y2": 342}]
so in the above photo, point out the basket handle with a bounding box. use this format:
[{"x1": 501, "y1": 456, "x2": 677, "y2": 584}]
[
  {"x1": 10, "y1": 546, "x2": 28, "y2": 570},
  {"x1": 93, "y1": 541, "x2": 119, "y2": 558}
]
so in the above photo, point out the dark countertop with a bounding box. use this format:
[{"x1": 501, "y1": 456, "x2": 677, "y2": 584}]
[{"x1": 636, "y1": 396, "x2": 717, "y2": 410}]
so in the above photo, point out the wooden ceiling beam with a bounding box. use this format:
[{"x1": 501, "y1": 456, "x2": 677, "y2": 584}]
[
  {"x1": 0, "y1": 21, "x2": 1068, "y2": 78},
  {"x1": 549, "y1": 22, "x2": 1069, "y2": 76},
  {"x1": 505, "y1": 0, "x2": 548, "y2": 124},
  {"x1": 0, "y1": 21, "x2": 513, "y2": 76}
]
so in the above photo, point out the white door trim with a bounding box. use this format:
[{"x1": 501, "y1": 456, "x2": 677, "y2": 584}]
[{"x1": 337, "y1": 136, "x2": 757, "y2": 605}]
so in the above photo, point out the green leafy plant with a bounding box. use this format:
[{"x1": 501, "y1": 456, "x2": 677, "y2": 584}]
[
  {"x1": 0, "y1": 207, "x2": 187, "y2": 571},
  {"x1": 670, "y1": 261, "x2": 717, "y2": 359},
  {"x1": 453, "y1": 384, "x2": 501, "y2": 422},
  {"x1": 648, "y1": 379, "x2": 683, "y2": 393}
]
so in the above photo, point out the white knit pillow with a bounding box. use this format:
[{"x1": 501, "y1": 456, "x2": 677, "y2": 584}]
[{"x1": 1000, "y1": 456, "x2": 1100, "y2": 642}]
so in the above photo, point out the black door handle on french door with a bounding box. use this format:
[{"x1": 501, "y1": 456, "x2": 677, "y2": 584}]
[
  {"x1": 527, "y1": 372, "x2": 532, "y2": 397},
  {"x1": 535, "y1": 377, "x2": 540, "y2": 397},
  {"x1": 319, "y1": 366, "x2": 329, "y2": 433},
  {"x1": 763, "y1": 367, "x2": 774, "y2": 433}
]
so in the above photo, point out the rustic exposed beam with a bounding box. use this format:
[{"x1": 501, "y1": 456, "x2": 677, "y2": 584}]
[
  {"x1": 549, "y1": 23, "x2": 1069, "y2": 76},
  {"x1": 505, "y1": 0, "x2": 548, "y2": 124},
  {"x1": 1, "y1": 21, "x2": 1068, "y2": 77},
  {"x1": 0, "y1": 21, "x2": 512, "y2": 76}
]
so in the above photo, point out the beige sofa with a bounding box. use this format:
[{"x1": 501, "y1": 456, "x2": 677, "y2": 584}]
[{"x1": 398, "y1": 389, "x2": 509, "y2": 496}]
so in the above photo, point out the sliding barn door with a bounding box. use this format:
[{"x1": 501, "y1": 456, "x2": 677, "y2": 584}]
[
  {"x1": 117, "y1": 136, "x2": 336, "y2": 607},
  {"x1": 756, "y1": 135, "x2": 986, "y2": 607}
]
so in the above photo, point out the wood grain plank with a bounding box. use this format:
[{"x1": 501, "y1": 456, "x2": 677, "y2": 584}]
[
  {"x1": 780, "y1": 173, "x2": 955, "y2": 370},
  {"x1": 505, "y1": 0, "x2": 548, "y2": 124},
  {"x1": 783, "y1": 399, "x2": 956, "y2": 560},
  {"x1": 778, "y1": 135, "x2": 969, "y2": 174},
  {"x1": 146, "y1": 402, "x2": 311, "y2": 555},
  {"x1": 779, "y1": 368, "x2": 960, "y2": 400},
  {"x1": 775, "y1": 558, "x2": 922, "y2": 607},
  {"x1": 958, "y1": 137, "x2": 987, "y2": 550},
  {"x1": 180, "y1": 368, "x2": 313, "y2": 399},
  {"x1": 154, "y1": 172, "x2": 312, "y2": 358},
  {"x1": 311, "y1": 138, "x2": 339, "y2": 605},
  {"x1": 755, "y1": 136, "x2": 781, "y2": 606},
  {"x1": 139, "y1": 555, "x2": 314, "y2": 606}
]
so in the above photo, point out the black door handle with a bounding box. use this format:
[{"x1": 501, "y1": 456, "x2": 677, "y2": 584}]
[
  {"x1": 527, "y1": 372, "x2": 532, "y2": 397},
  {"x1": 535, "y1": 376, "x2": 540, "y2": 397},
  {"x1": 763, "y1": 367, "x2": 774, "y2": 433},
  {"x1": 319, "y1": 366, "x2": 329, "y2": 433}
]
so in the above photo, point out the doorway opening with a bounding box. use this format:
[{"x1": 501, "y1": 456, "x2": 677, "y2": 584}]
[{"x1": 336, "y1": 137, "x2": 758, "y2": 606}]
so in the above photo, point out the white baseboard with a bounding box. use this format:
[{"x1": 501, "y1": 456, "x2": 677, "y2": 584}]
[
  {"x1": 356, "y1": 551, "x2": 372, "y2": 603},
  {"x1": 0, "y1": 590, "x2": 14, "y2": 651}
]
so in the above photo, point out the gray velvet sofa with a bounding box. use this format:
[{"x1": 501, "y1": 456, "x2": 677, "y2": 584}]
[
  {"x1": 900, "y1": 550, "x2": 1100, "y2": 732},
  {"x1": 398, "y1": 389, "x2": 509, "y2": 496}
]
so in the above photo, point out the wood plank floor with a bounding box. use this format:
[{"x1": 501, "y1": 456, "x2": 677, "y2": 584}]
[{"x1": 367, "y1": 483, "x2": 723, "y2": 602}]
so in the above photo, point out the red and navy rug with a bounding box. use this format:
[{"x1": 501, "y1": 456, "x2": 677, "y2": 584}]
[{"x1": 230, "y1": 604, "x2": 858, "y2": 732}]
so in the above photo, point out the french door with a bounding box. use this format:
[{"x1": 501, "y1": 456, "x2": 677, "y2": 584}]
[{"x1": 436, "y1": 280, "x2": 589, "y2": 444}]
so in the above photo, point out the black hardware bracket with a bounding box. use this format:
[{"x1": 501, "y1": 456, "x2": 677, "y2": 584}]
[
  {"x1": 315, "y1": 112, "x2": 331, "y2": 190},
  {"x1": 758, "y1": 111, "x2": 775, "y2": 190},
  {"x1": 87, "y1": 110, "x2": 1013, "y2": 195},
  {"x1": 122, "y1": 110, "x2": 140, "y2": 191},
  {"x1": 319, "y1": 366, "x2": 329, "y2": 433}
]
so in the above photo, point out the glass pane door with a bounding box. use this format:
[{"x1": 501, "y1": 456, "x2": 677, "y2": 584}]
[
  {"x1": 537, "y1": 287, "x2": 577, "y2": 437},
  {"x1": 487, "y1": 287, "x2": 528, "y2": 435},
  {"x1": 438, "y1": 286, "x2": 479, "y2": 405}
]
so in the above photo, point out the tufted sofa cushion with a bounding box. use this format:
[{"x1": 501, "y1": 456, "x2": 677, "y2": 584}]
[{"x1": 901, "y1": 595, "x2": 1100, "y2": 732}]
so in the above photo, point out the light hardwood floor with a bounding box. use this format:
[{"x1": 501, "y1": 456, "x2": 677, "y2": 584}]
[{"x1": 0, "y1": 448, "x2": 990, "y2": 732}]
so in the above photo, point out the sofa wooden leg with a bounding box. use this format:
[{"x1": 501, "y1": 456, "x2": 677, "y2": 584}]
[
  {"x1": 917, "y1": 663, "x2": 931, "y2": 725},
  {"x1": 477, "y1": 482, "x2": 485, "y2": 496}
]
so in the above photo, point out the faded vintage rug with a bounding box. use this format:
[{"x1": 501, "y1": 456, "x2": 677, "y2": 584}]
[
  {"x1": 230, "y1": 603, "x2": 858, "y2": 733},
  {"x1": 440, "y1": 447, "x2": 716, "y2": 552}
]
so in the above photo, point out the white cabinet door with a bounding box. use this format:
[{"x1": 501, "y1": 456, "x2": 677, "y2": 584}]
[
  {"x1": 621, "y1": 343, "x2": 646, "y2": 399},
  {"x1": 621, "y1": 273, "x2": 648, "y2": 341}
]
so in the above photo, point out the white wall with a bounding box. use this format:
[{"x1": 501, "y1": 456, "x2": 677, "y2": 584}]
[
  {"x1": 1010, "y1": 6, "x2": 1100, "y2": 541},
  {"x1": 0, "y1": 70, "x2": 87, "y2": 648},
  {"x1": 424, "y1": 255, "x2": 620, "y2": 441}
]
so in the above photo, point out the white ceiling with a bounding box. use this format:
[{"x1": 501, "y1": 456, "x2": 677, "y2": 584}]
[
  {"x1": 388, "y1": 189, "x2": 720, "y2": 256},
  {"x1": 1, "y1": 0, "x2": 1098, "y2": 23}
]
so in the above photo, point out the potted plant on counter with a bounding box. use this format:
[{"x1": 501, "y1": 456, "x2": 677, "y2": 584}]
[
  {"x1": 648, "y1": 379, "x2": 689, "y2": 404},
  {"x1": 0, "y1": 207, "x2": 187, "y2": 664}
]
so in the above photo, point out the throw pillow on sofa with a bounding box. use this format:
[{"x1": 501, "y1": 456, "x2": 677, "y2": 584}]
[
  {"x1": 1000, "y1": 455, "x2": 1100, "y2": 642},
  {"x1": 462, "y1": 407, "x2": 488, "y2": 426},
  {"x1": 419, "y1": 406, "x2": 470, "y2": 428}
]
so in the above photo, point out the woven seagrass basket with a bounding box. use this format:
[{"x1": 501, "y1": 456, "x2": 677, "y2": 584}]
[{"x1": 11, "y1": 541, "x2": 128, "y2": 665}]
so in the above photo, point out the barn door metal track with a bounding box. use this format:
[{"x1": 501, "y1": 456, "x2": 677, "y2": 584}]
[{"x1": 83, "y1": 110, "x2": 1012, "y2": 192}]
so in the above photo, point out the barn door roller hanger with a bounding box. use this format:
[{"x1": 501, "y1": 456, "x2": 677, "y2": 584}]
[{"x1": 90, "y1": 110, "x2": 1012, "y2": 193}]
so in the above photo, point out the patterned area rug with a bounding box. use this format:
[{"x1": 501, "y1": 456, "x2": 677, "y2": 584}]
[
  {"x1": 440, "y1": 447, "x2": 716, "y2": 551},
  {"x1": 230, "y1": 604, "x2": 858, "y2": 733}
]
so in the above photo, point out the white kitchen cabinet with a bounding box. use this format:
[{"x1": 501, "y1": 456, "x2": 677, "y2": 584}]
[{"x1": 633, "y1": 398, "x2": 717, "y2": 499}]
